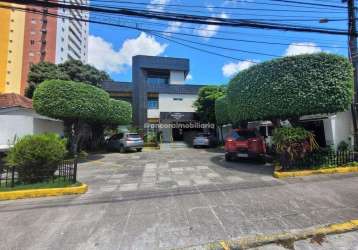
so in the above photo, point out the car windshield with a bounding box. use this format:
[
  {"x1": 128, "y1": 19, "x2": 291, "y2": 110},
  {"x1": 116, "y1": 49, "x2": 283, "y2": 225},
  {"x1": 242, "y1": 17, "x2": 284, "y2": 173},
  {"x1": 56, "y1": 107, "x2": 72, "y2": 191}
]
[
  {"x1": 197, "y1": 133, "x2": 209, "y2": 137},
  {"x1": 231, "y1": 130, "x2": 256, "y2": 140},
  {"x1": 127, "y1": 133, "x2": 141, "y2": 139}
]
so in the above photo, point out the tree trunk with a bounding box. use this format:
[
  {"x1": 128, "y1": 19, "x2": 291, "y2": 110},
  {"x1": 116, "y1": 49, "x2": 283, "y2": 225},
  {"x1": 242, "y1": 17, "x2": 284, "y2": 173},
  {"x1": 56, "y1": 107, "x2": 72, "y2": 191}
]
[
  {"x1": 271, "y1": 118, "x2": 281, "y2": 128},
  {"x1": 72, "y1": 120, "x2": 80, "y2": 156}
]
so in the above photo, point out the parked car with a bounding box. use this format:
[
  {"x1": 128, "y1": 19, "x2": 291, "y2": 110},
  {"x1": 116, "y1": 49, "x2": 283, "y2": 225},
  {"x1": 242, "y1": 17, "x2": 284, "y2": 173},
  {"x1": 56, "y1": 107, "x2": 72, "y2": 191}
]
[
  {"x1": 193, "y1": 133, "x2": 217, "y2": 148},
  {"x1": 224, "y1": 128, "x2": 266, "y2": 161},
  {"x1": 106, "y1": 133, "x2": 144, "y2": 153}
]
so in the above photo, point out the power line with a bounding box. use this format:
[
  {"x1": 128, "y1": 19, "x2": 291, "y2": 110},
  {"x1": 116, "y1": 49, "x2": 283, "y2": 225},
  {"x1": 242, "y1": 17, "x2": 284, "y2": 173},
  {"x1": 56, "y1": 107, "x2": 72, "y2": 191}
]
[
  {"x1": 0, "y1": 4, "x2": 259, "y2": 62},
  {"x1": 268, "y1": 0, "x2": 347, "y2": 9},
  {"x1": 89, "y1": 0, "x2": 347, "y2": 11},
  {"x1": 3, "y1": 0, "x2": 351, "y2": 36},
  {"x1": 90, "y1": 13, "x2": 347, "y2": 49}
]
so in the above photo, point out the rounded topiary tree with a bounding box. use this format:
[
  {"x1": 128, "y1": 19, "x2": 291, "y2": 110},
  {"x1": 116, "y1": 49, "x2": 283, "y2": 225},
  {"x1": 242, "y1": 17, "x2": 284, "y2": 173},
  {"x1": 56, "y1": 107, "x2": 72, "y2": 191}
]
[
  {"x1": 33, "y1": 79, "x2": 110, "y2": 122},
  {"x1": 5, "y1": 134, "x2": 66, "y2": 183},
  {"x1": 33, "y1": 80, "x2": 110, "y2": 154},
  {"x1": 215, "y1": 95, "x2": 231, "y2": 126},
  {"x1": 105, "y1": 99, "x2": 132, "y2": 125},
  {"x1": 227, "y1": 53, "x2": 354, "y2": 125}
]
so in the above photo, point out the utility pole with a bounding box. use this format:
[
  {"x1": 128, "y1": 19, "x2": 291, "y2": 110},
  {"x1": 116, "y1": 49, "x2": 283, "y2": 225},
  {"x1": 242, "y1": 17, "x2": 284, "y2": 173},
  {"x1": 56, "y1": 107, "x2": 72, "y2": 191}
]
[{"x1": 345, "y1": 0, "x2": 358, "y2": 150}]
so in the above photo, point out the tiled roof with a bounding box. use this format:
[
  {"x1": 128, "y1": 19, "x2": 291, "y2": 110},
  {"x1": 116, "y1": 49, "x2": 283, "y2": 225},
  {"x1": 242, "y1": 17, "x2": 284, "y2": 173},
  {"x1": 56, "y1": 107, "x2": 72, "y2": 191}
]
[
  {"x1": 0, "y1": 93, "x2": 33, "y2": 109},
  {"x1": 102, "y1": 81, "x2": 206, "y2": 95}
]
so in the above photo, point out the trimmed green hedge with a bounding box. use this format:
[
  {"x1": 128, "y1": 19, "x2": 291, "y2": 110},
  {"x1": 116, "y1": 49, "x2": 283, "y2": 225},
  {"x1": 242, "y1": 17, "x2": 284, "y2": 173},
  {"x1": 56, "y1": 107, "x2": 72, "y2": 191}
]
[
  {"x1": 227, "y1": 53, "x2": 353, "y2": 122},
  {"x1": 33, "y1": 80, "x2": 132, "y2": 125},
  {"x1": 33, "y1": 80, "x2": 110, "y2": 122},
  {"x1": 106, "y1": 99, "x2": 132, "y2": 125},
  {"x1": 215, "y1": 95, "x2": 231, "y2": 125}
]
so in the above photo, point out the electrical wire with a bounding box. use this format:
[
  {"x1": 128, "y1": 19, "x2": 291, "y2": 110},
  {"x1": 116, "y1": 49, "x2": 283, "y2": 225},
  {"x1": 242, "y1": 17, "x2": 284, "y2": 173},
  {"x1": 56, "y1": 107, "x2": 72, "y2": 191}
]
[{"x1": 3, "y1": 0, "x2": 350, "y2": 36}]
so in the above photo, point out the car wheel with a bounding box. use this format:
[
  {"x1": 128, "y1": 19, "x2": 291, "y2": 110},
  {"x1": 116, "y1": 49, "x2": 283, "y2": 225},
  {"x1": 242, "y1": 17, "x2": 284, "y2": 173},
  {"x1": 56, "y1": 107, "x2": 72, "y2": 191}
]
[
  {"x1": 225, "y1": 153, "x2": 233, "y2": 161},
  {"x1": 119, "y1": 145, "x2": 125, "y2": 153},
  {"x1": 136, "y1": 148, "x2": 142, "y2": 152}
]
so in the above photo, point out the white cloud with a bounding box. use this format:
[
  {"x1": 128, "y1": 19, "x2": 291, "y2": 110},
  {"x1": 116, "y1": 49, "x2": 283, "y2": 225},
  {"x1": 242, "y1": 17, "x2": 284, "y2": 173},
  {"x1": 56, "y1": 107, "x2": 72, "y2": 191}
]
[
  {"x1": 186, "y1": 74, "x2": 193, "y2": 80},
  {"x1": 222, "y1": 61, "x2": 256, "y2": 77},
  {"x1": 164, "y1": 21, "x2": 182, "y2": 35},
  {"x1": 196, "y1": 13, "x2": 228, "y2": 39},
  {"x1": 88, "y1": 32, "x2": 167, "y2": 73},
  {"x1": 207, "y1": 4, "x2": 214, "y2": 12},
  {"x1": 148, "y1": 0, "x2": 170, "y2": 11},
  {"x1": 284, "y1": 42, "x2": 322, "y2": 56}
]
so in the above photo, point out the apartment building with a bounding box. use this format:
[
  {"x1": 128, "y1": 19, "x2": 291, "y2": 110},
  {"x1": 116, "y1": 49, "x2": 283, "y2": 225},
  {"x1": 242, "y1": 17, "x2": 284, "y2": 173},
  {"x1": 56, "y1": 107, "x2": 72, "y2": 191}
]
[
  {"x1": 102, "y1": 55, "x2": 207, "y2": 142},
  {"x1": 0, "y1": 0, "x2": 89, "y2": 95},
  {"x1": 56, "y1": 0, "x2": 89, "y2": 63}
]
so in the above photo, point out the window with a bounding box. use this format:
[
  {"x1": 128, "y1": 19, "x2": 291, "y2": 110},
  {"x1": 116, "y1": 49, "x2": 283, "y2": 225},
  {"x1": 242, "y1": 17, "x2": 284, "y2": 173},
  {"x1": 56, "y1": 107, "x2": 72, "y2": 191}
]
[
  {"x1": 31, "y1": 19, "x2": 36, "y2": 24},
  {"x1": 30, "y1": 40, "x2": 35, "y2": 45},
  {"x1": 147, "y1": 76, "x2": 169, "y2": 84},
  {"x1": 148, "y1": 98, "x2": 159, "y2": 109},
  {"x1": 173, "y1": 98, "x2": 183, "y2": 101},
  {"x1": 29, "y1": 52, "x2": 34, "y2": 57}
]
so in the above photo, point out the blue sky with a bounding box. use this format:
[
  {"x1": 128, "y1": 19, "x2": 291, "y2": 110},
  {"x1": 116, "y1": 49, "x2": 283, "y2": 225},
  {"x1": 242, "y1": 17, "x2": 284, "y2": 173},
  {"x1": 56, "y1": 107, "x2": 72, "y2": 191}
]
[{"x1": 88, "y1": 0, "x2": 348, "y2": 85}]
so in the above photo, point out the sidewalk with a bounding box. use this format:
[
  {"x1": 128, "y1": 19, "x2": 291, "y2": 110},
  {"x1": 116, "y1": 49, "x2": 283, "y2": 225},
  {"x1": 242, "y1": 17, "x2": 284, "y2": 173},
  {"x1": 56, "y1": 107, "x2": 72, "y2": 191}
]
[{"x1": 252, "y1": 231, "x2": 358, "y2": 250}]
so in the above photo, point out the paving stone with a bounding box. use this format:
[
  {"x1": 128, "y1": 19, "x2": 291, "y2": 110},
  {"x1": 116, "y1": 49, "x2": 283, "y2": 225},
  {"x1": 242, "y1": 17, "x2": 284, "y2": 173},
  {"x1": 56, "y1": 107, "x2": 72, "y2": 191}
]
[{"x1": 119, "y1": 183, "x2": 138, "y2": 191}]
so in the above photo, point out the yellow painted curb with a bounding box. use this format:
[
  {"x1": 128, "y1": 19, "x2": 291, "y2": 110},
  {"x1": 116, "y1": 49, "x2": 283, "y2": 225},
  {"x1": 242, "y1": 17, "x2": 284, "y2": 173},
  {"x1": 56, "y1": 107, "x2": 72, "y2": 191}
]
[
  {"x1": 178, "y1": 219, "x2": 358, "y2": 250},
  {"x1": 0, "y1": 183, "x2": 88, "y2": 201},
  {"x1": 273, "y1": 165, "x2": 358, "y2": 178}
]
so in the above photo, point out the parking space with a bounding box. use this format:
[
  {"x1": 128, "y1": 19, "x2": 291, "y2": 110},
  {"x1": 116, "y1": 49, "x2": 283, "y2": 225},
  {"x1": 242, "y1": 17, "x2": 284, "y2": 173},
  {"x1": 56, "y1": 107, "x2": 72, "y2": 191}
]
[
  {"x1": 78, "y1": 146, "x2": 276, "y2": 196},
  {"x1": 1, "y1": 146, "x2": 358, "y2": 250}
]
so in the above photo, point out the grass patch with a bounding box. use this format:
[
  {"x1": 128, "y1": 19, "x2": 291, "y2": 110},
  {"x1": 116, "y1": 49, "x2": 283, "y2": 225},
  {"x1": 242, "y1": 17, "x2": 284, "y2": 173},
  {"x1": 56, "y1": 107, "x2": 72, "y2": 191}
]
[{"x1": 0, "y1": 177, "x2": 81, "y2": 192}]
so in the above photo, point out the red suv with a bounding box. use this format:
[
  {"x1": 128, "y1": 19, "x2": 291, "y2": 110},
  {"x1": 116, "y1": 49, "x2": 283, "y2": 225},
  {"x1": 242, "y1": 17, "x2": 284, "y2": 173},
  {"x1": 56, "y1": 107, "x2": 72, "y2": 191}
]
[{"x1": 224, "y1": 128, "x2": 266, "y2": 161}]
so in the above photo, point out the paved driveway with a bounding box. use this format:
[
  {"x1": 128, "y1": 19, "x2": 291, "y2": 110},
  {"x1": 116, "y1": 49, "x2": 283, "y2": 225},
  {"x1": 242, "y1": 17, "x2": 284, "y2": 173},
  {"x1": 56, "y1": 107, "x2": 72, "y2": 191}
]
[{"x1": 1, "y1": 147, "x2": 358, "y2": 250}]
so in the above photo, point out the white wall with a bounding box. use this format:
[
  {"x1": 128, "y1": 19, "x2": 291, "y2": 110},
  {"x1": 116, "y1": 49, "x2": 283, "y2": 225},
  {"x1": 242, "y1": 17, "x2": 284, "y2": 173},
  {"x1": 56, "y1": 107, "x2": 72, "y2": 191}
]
[
  {"x1": 0, "y1": 115, "x2": 34, "y2": 146},
  {"x1": 158, "y1": 94, "x2": 197, "y2": 113},
  {"x1": 322, "y1": 111, "x2": 353, "y2": 149},
  {"x1": 33, "y1": 118, "x2": 64, "y2": 136},
  {"x1": 0, "y1": 115, "x2": 64, "y2": 151},
  {"x1": 147, "y1": 109, "x2": 160, "y2": 119},
  {"x1": 169, "y1": 71, "x2": 185, "y2": 85}
]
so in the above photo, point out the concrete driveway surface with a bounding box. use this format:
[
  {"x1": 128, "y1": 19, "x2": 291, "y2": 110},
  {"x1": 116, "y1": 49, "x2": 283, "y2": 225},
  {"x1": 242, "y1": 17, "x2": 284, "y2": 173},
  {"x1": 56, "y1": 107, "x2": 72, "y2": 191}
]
[{"x1": 1, "y1": 146, "x2": 358, "y2": 250}]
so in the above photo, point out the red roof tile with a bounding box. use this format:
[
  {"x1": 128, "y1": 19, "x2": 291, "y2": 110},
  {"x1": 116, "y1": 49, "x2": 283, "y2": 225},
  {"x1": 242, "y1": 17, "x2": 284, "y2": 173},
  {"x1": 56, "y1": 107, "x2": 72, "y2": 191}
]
[{"x1": 0, "y1": 93, "x2": 33, "y2": 109}]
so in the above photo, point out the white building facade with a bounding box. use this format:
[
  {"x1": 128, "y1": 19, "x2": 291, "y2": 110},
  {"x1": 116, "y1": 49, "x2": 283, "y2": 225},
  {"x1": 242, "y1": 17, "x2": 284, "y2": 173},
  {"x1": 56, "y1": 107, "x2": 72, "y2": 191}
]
[{"x1": 55, "y1": 0, "x2": 89, "y2": 64}]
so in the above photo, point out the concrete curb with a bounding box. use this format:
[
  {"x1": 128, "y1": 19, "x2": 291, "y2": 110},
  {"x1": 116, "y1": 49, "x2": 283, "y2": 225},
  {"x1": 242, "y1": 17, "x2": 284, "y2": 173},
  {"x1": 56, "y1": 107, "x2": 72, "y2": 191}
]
[
  {"x1": 0, "y1": 183, "x2": 88, "y2": 201},
  {"x1": 273, "y1": 165, "x2": 358, "y2": 178},
  {"x1": 178, "y1": 219, "x2": 358, "y2": 250}
]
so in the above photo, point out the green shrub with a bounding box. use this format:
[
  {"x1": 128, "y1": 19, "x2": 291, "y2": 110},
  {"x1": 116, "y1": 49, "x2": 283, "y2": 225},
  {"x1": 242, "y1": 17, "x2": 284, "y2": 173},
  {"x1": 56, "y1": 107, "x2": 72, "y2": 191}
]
[
  {"x1": 5, "y1": 134, "x2": 67, "y2": 183},
  {"x1": 227, "y1": 53, "x2": 353, "y2": 123},
  {"x1": 273, "y1": 127, "x2": 319, "y2": 168},
  {"x1": 33, "y1": 79, "x2": 110, "y2": 123},
  {"x1": 105, "y1": 99, "x2": 132, "y2": 125},
  {"x1": 215, "y1": 95, "x2": 231, "y2": 125},
  {"x1": 144, "y1": 131, "x2": 157, "y2": 143},
  {"x1": 337, "y1": 141, "x2": 350, "y2": 151}
]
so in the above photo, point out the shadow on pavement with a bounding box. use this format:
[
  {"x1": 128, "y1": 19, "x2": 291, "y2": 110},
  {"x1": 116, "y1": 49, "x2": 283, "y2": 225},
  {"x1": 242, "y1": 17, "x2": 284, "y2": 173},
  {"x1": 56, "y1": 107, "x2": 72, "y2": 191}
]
[{"x1": 210, "y1": 154, "x2": 274, "y2": 176}]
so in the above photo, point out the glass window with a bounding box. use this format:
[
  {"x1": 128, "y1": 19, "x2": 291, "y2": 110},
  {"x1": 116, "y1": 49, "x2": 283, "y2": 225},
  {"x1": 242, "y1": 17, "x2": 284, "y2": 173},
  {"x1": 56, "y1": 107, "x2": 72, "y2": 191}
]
[
  {"x1": 173, "y1": 98, "x2": 183, "y2": 101},
  {"x1": 148, "y1": 98, "x2": 159, "y2": 109},
  {"x1": 147, "y1": 76, "x2": 168, "y2": 84},
  {"x1": 231, "y1": 130, "x2": 256, "y2": 141}
]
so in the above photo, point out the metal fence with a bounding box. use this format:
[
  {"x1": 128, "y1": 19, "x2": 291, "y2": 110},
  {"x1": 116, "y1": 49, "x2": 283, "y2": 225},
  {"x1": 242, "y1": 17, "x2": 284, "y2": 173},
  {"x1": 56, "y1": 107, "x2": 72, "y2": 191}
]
[
  {"x1": 279, "y1": 150, "x2": 357, "y2": 170},
  {"x1": 0, "y1": 159, "x2": 77, "y2": 188}
]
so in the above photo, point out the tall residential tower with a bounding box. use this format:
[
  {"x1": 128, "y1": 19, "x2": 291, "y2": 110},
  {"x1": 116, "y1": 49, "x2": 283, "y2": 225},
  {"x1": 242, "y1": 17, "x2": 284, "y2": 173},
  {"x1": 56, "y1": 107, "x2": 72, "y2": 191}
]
[{"x1": 0, "y1": 0, "x2": 89, "y2": 95}]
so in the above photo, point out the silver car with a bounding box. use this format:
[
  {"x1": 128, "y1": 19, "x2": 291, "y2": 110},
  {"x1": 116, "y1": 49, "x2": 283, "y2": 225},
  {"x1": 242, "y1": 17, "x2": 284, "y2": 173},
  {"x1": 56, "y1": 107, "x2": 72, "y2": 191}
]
[
  {"x1": 193, "y1": 133, "x2": 217, "y2": 148},
  {"x1": 107, "y1": 133, "x2": 144, "y2": 153}
]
